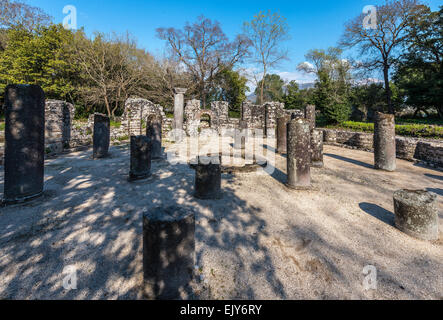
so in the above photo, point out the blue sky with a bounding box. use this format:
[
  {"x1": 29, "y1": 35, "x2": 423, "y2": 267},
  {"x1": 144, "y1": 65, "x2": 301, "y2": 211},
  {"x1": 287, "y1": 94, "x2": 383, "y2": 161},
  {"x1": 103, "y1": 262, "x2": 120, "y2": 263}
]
[{"x1": 28, "y1": 0, "x2": 441, "y2": 85}]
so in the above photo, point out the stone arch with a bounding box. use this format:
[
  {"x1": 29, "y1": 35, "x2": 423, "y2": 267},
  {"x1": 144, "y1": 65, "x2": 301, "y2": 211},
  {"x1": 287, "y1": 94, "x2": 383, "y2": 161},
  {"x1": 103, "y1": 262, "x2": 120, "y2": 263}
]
[{"x1": 122, "y1": 98, "x2": 165, "y2": 136}]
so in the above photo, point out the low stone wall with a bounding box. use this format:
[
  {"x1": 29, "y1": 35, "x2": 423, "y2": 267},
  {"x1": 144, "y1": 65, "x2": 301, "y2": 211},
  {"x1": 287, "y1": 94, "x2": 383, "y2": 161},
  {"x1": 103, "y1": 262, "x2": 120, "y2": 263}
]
[{"x1": 321, "y1": 128, "x2": 443, "y2": 168}]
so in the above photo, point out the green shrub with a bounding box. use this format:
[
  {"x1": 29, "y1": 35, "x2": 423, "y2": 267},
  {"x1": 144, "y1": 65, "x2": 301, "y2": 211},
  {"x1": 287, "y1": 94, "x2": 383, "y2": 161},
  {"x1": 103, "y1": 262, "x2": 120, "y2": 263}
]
[
  {"x1": 324, "y1": 103, "x2": 352, "y2": 124},
  {"x1": 228, "y1": 110, "x2": 241, "y2": 119},
  {"x1": 0, "y1": 122, "x2": 5, "y2": 131},
  {"x1": 324, "y1": 121, "x2": 443, "y2": 139}
]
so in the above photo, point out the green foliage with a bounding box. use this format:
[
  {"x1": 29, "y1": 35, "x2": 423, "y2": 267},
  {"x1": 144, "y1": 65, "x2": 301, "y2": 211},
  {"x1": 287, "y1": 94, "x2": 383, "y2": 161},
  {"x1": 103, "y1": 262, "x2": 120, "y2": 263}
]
[
  {"x1": 212, "y1": 67, "x2": 249, "y2": 114},
  {"x1": 255, "y1": 74, "x2": 285, "y2": 103},
  {"x1": 0, "y1": 121, "x2": 4, "y2": 131},
  {"x1": 0, "y1": 24, "x2": 81, "y2": 103},
  {"x1": 393, "y1": 6, "x2": 443, "y2": 118},
  {"x1": 228, "y1": 110, "x2": 241, "y2": 118},
  {"x1": 283, "y1": 81, "x2": 303, "y2": 109},
  {"x1": 110, "y1": 121, "x2": 121, "y2": 128},
  {"x1": 326, "y1": 121, "x2": 443, "y2": 139},
  {"x1": 313, "y1": 71, "x2": 351, "y2": 124}
]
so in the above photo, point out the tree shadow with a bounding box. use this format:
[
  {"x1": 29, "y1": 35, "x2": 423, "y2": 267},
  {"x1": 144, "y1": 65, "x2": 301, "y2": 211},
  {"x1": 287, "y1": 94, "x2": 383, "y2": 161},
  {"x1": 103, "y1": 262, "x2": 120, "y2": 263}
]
[
  {"x1": 359, "y1": 203, "x2": 395, "y2": 226},
  {"x1": 426, "y1": 188, "x2": 443, "y2": 196},
  {"x1": 0, "y1": 143, "x2": 286, "y2": 300},
  {"x1": 324, "y1": 153, "x2": 374, "y2": 169},
  {"x1": 424, "y1": 173, "x2": 443, "y2": 181}
]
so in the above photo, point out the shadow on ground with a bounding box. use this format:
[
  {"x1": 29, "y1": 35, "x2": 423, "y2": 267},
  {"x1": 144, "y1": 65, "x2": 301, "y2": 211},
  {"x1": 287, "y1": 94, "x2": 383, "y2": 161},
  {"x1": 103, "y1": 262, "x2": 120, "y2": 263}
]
[{"x1": 0, "y1": 144, "x2": 284, "y2": 300}]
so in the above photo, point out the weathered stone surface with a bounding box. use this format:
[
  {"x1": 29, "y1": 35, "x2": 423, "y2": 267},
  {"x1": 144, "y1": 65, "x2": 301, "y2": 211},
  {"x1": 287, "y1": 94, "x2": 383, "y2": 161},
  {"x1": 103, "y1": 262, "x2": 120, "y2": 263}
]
[
  {"x1": 147, "y1": 116, "x2": 162, "y2": 160},
  {"x1": 93, "y1": 113, "x2": 110, "y2": 159},
  {"x1": 374, "y1": 112, "x2": 396, "y2": 171},
  {"x1": 393, "y1": 190, "x2": 439, "y2": 241},
  {"x1": 45, "y1": 100, "x2": 75, "y2": 153},
  {"x1": 316, "y1": 128, "x2": 443, "y2": 168},
  {"x1": 129, "y1": 136, "x2": 151, "y2": 181},
  {"x1": 122, "y1": 98, "x2": 166, "y2": 137},
  {"x1": 287, "y1": 118, "x2": 311, "y2": 189},
  {"x1": 305, "y1": 105, "x2": 316, "y2": 131},
  {"x1": 311, "y1": 129, "x2": 324, "y2": 168},
  {"x1": 276, "y1": 116, "x2": 290, "y2": 154},
  {"x1": 194, "y1": 155, "x2": 222, "y2": 199},
  {"x1": 3, "y1": 84, "x2": 45, "y2": 203},
  {"x1": 143, "y1": 206, "x2": 195, "y2": 300}
]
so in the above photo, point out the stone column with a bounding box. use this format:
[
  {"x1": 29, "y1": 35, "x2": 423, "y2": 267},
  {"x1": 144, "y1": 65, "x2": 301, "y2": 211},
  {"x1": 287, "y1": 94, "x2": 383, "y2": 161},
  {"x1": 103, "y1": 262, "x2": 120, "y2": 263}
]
[
  {"x1": 147, "y1": 117, "x2": 162, "y2": 160},
  {"x1": 173, "y1": 88, "x2": 187, "y2": 141},
  {"x1": 374, "y1": 112, "x2": 396, "y2": 171},
  {"x1": 276, "y1": 116, "x2": 290, "y2": 154},
  {"x1": 305, "y1": 105, "x2": 316, "y2": 131},
  {"x1": 129, "y1": 136, "x2": 151, "y2": 181},
  {"x1": 311, "y1": 129, "x2": 324, "y2": 168},
  {"x1": 286, "y1": 118, "x2": 311, "y2": 189},
  {"x1": 194, "y1": 155, "x2": 222, "y2": 199},
  {"x1": 3, "y1": 84, "x2": 45, "y2": 204},
  {"x1": 393, "y1": 190, "x2": 439, "y2": 241},
  {"x1": 143, "y1": 206, "x2": 195, "y2": 300},
  {"x1": 93, "y1": 113, "x2": 110, "y2": 159}
]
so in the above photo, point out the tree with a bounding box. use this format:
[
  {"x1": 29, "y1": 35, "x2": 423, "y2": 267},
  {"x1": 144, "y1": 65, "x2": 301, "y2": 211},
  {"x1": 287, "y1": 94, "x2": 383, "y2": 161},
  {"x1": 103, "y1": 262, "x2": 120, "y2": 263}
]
[
  {"x1": 0, "y1": 24, "x2": 81, "y2": 103},
  {"x1": 72, "y1": 31, "x2": 155, "y2": 118},
  {"x1": 244, "y1": 10, "x2": 290, "y2": 105},
  {"x1": 340, "y1": 0, "x2": 422, "y2": 114},
  {"x1": 254, "y1": 73, "x2": 285, "y2": 103},
  {"x1": 298, "y1": 47, "x2": 352, "y2": 123},
  {"x1": 210, "y1": 67, "x2": 249, "y2": 115},
  {"x1": 394, "y1": 5, "x2": 443, "y2": 118},
  {"x1": 157, "y1": 16, "x2": 250, "y2": 107},
  {"x1": 0, "y1": 0, "x2": 51, "y2": 31}
]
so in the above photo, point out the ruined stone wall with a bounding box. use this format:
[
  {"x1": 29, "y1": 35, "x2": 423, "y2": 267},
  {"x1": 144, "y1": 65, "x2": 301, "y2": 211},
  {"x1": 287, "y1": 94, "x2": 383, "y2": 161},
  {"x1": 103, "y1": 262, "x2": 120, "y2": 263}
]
[
  {"x1": 121, "y1": 98, "x2": 166, "y2": 137},
  {"x1": 263, "y1": 102, "x2": 285, "y2": 135},
  {"x1": 211, "y1": 101, "x2": 229, "y2": 128},
  {"x1": 241, "y1": 102, "x2": 265, "y2": 130},
  {"x1": 45, "y1": 100, "x2": 75, "y2": 153},
  {"x1": 322, "y1": 128, "x2": 443, "y2": 168}
]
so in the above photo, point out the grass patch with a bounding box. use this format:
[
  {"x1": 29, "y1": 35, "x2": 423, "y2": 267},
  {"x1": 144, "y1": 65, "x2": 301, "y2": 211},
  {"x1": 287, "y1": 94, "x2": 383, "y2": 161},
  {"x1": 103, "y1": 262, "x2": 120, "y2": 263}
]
[
  {"x1": 110, "y1": 121, "x2": 121, "y2": 128},
  {"x1": 165, "y1": 112, "x2": 174, "y2": 119},
  {"x1": 324, "y1": 121, "x2": 443, "y2": 139}
]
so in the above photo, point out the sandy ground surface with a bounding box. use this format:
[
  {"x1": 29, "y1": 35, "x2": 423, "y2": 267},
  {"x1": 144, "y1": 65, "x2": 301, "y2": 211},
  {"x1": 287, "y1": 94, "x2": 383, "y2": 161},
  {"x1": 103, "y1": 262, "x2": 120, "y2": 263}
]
[{"x1": 0, "y1": 139, "x2": 441, "y2": 300}]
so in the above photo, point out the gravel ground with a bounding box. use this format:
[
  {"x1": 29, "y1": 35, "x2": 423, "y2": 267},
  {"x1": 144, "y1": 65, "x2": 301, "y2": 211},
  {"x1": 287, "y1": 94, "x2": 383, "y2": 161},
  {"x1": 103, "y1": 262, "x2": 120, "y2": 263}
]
[{"x1": 0, "y1": 139, "x2": 441, "y2": 300}]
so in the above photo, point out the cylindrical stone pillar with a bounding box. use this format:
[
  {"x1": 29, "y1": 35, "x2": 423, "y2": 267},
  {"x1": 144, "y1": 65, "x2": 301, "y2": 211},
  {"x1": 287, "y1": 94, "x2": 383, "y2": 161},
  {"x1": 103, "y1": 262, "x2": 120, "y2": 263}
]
[
  {"x1": 276, "y1": 116, "x2": 290, "y2": 154},
  {"x1": 305, "y1": 105, "x2": 316, "y2": 131},
  {"x1": 129, "y1": 136, "x2": 151, "y2": 181},
  {"x1": 374, "y1": 112, "x2": 396, "y2": 171},
  {"x1": 173, "y1": 88, "x2": 187, "y2": 141},
  {"x1": 3, "y1": 84, "x2": 45, "y2": 204},
  {"x1": 393, "y1": 190, "x2": 439, "y2": 241},
  {"x1": 194, "y1": 155, "x2": 222, "y2": 199},
  {"x1": 311, "y1": 129, "x2": 324, "y2": 168},
  {"x1": 93, "y1": 113, "x2": 110, "y2": 159},
  {"x1": 147, "y1": 117, "x2": 162, "y2": 160},
  {"x1": 287, "y1": 118, "x2": 311, "y2": 189},
  {"x1": 143, "y1": 206, "x2": 195, "y2": 300}
]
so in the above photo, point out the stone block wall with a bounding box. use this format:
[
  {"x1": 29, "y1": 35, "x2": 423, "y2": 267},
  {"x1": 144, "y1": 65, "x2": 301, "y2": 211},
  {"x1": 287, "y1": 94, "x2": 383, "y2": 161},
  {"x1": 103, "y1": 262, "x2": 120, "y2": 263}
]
[
  {"x1": 322, "y1": 128, "x2": 443, "y2": 168},
  {"x1": 45, "y1": 100, "x2": 75, "y2": 154},
  {"x1": 121, "y1": 98, "x2": 166, "y2": 137}
]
